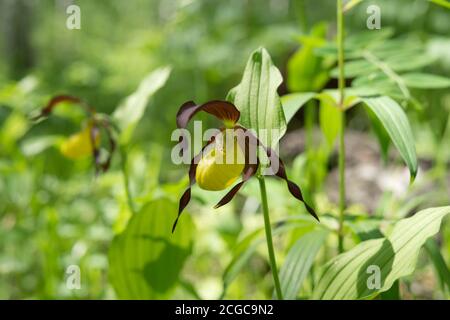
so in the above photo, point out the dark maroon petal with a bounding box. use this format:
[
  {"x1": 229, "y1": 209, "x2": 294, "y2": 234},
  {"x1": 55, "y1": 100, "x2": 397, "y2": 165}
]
[
  {"x1": 234, "y1": 126, "x2": 318, "y2": 221},
  {"x1": 176, "y1": 100, "x2": 240, "y2": 129},
  {"x1": 92, "y1": 119, "x2": 117, "y2": 175},
  {"x1": 214, "y1": 163, "x2": 258, "y2": 209},
  {"x1": 32, "y1": 95, "x2": 89, "y2": 120},
  {"x1": 266, "y1": 148, "x2": 319, "y2": 221}
]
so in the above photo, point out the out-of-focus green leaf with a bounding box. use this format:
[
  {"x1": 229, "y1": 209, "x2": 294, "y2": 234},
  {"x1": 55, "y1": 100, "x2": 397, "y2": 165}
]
[
  {"x1": 401, "y1": 73, "x2": 450, "y2": 89},
  {"x1": 287, "y1": 22, "x2": 329, "y2": 92},
  {"x1": 313, "y1": 206, "x2": 450, "y2": 300},
  {"x1": 229, "y1": 48, "x2": 286, "y2": 148},
  {"x1": 279, "y1": 229, "x2": 328, "y2": 300},
  {"x1": 331, "y1": 59, "x2": 376, "y2": 78},
  {"x1": 362, "y1": 96, "x2": 417, "y2": 181},
  {"x1": 319, "y1": 98, "x2": 342, "y2": 147},
  {"x1": 20, "y1": 135, "x2": 61, "y2": 157},
  {"x1": 281, "y1": 93, "x2": 315, "y2": 124},
  {"x1": 109, "y1": 198, "x2": 193, "y2": 299},
  {"x1": 428, "y1": 0, "x2": 450, "y2": 9},
  {"x1": 424, "y1": 238, "x2": 450, "y2": 294},
  {"x1": 385, "y1": 54, "x2": 434, "y2": 72},
  {"x1": 0, "y1": 112, "x2": 29, "y2": 151},
  {"x1": 113, "y1": 66, "x2": 171, "y2": 144}
]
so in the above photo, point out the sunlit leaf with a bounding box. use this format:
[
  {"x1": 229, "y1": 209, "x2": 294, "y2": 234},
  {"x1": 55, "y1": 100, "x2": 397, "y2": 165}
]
[
  {"x1": 287, "y1": 22, "x2": 329, "y2": 92},
  {"x1": 313, "y1": 206, "x2": 450, "y2": 300},
  {"x1": 362, "y1": 96, "x2": 417, "y2": 181},
  {"x1": 113, "y1": 66, "x2": 171, "y2": 144},
  {"x1": 109, "y1": 198, "x2": 193, "y2": 299},
  {"x1": 319, "y1": 97, "x2": 342, "y2": 147},
  {"x1": 229, "y1": 47, "x2": 286, "y2": 148},
  {"x1": 279, "y1": 229, "x2": 328, "y2": 299},
  {"x1": 281, "y1": 92, "x2": 315, "y2": 124}
]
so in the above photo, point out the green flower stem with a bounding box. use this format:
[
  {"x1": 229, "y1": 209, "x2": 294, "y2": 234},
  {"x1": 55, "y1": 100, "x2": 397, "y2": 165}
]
[
  {"x1": 258, "y1": 175, "x2": 283, "y2": 300},
  {"x1": 337, "y1": 0, "x2": 346, "y2": 253}
]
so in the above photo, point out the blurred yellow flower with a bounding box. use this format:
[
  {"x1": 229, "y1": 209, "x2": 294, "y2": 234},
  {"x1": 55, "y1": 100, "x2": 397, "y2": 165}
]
[{"x1": 60, "y1": 125, "x2": 100, "y2": 159}]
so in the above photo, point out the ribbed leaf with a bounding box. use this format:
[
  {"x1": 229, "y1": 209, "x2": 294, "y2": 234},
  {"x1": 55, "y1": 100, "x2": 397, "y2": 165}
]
[
  {"x1": 113, "y1": 67, "x2": 171, "y2": 144},
  {"x1": 362, "y1": 96, "x2": 417, "y2": 181},
  {"x1": 279, "y1": 230, "x2": 329, "y2": 299},
  {"x1": 230, "y1": 48, "x2": 286, "y2": 148},
  {"x1": 281, "y1": 93, "x2": 315, "y2": 124},
  {"x1": 313, "y1": 206, "x2": 450, "y2": 299},
  {"x1": 109, "y1": 198, "x2": 193, "y2": 299}
]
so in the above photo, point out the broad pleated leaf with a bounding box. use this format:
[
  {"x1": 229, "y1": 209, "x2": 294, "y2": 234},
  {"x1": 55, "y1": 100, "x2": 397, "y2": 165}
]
[
  {"x1": 109, "y1": 198, "x2": 193, "y2": 299},
  {"x1": 281, "y1": 93, "x2": 315, "y2": 124},
  {"x1": 230, "y1": 48, "x2": 286, "y2": 148},
  {"x1": 279, "y1": 229, "x2": 329, "y2": 299},
  {"x1": 113, "y1": 67, "x2": 171, "y2": 144},
  {"x1": 362, "y1": 96, "x2": 417, "y2": 181},
  {"x1": 313, "y1": 206, "x2": 450, "y2": 300}
]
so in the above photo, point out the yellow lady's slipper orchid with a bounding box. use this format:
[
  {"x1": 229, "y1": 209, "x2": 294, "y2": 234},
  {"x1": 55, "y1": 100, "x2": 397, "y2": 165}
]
[
  {"x1": 60, "y1": 125, "x2": 100, "y2": 159},
  {"x1": 172, "y1": 100, "x2": 318, "y2": 233}
]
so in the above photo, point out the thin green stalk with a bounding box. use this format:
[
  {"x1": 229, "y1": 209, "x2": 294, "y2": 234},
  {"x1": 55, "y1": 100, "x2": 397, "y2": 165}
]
[
  {"x1": 258, "y1": 176, "x2": 283, "y2": 300},
  {"x1": 120, "y1": 146, "x2": 136, "y2": 215},
  {"x1": 337, "y1": 0, "x2": 346, "y2": 253},
  {"x1": 338, "y1": 112, "x2": 346, "y2": 253}
]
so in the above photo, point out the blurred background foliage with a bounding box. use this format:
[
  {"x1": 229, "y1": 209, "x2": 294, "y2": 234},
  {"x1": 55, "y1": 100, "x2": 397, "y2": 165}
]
[{"x1": 0, "y1": 0, "x2": 449, "y2": 299}]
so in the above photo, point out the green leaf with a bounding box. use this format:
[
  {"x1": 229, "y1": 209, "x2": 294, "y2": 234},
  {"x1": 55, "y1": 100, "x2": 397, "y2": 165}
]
[
  {"x1": 424, "y1": 238, "x2": 450, "y2": 293},
  {"x1": 319, "y1": 97, "x2": 342, "y2": 147},
  {"x1": 279, "y1": 230, "x2": 328, "y2": 300},
  {"x1": 222, "y1": 217, "x2": 317, "y2": 297},
  {"x1": 331, "y1": 59, "x2": 376, "y2": 78},
  {"x1": 113, "y1": 66, "x2": 171, "y2": 144},
  {"x1": 313, "y1": 206, "x2": 450, "y2": 300},
  {"x1": 380, "y1": 280, "x2": 400, "y2": 300},
  {"x1": 109, "y1": 198, "x2": 193, "y2": 299},
  {"x1": 401, "y1": 73, "x2": 450, "y2": 89},
  {"x1": 362, "y1": 96, "x2": 417, "y2": 181},
  {"x1": 230, "y1": 47, "x2": 286, "y2": 148},
  {"x1": 281, "y1": 93, "x2": 315, "y2": 124},
  {"x1": 20, "y1": 135, "x2": 61, "y2": 157},
  {"x1": 366, "y1": 107, "x2": 390, "y2": 163},
  {"x1": 428, "y1": 0, "x2": 450, "y2": 9},
  {"x1": 287, "y1": 22, "x2": 329, "y2": 92}
]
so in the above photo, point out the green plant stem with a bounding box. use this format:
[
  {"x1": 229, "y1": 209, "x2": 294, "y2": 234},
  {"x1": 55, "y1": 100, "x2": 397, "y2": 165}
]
[
  {"x1": 120, "y1": 146, "x2": 136, "y2": 215},
  {"x1": 258, "y1": 176, "x2": 283, "y2": 300},
  {"x1": 337, "y1": 0, "x2": 346, "y2": 253},
  {"x1": 337, "y1": 112, "x2": 346, "y2": 253}
]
